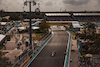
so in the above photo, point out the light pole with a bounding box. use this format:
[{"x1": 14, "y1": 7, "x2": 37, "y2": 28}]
[
  {"x1": 6, "y1": 7, "x2": 8, "y2": 12},
  {"x1": 24, "y1": 0, "x2": 36, "y2": 49}
]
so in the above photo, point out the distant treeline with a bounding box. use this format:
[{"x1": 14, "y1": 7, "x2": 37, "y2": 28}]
[{"x1": 0, "y1": 12, "x2": 45, "y2": 20}]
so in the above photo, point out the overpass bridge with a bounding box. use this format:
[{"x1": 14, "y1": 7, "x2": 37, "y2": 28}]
[{"x1": 46, "y1": 21, "x2": 72, "y2": 25}]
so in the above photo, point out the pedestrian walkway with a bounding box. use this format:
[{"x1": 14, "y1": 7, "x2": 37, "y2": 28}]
[
  {"x1": 3, "y1": 32, "x2": 37, "y2": 64},
  {"x1": 3, "y1": 50, "x2": 23, "y2": 64},
  {"x1": 5, "y1": 41, "x2": 16, "y2": 50},
  {"x1": 5, "y1": 27, "x2": 17, "y2": 35},
  {"x1": 5, "y1": 34, "x2": 19, "y2": 50},
  {"x1": 2, "y1": 27, "x2": 24, "y2": 63},
  {"x1": 56, "y1": 25, "x2": 78, "y2": 67},
  {"x1": 70, "y1": 35, "x2": 78, "y2": 67},
  {"x1": 71, "y1": 39, "x2": 78, "y2": 50}
]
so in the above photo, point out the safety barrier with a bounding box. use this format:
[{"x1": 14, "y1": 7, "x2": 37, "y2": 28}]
[
  {"x1": 24, "y1": 33, "x2": 53, "y2": 67},
  {"x1": 21, "y1": 57, "x2": 30, "y2": 67},
  {"x1": 12, "y1": 32, "x2": 53, "y2": 67},
  {"x1": 64, "y1": 31, "x2": 71, "y2": 67}
]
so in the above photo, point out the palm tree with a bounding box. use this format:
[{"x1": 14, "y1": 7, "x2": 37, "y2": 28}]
[
  {"x1": 40, "y1": 20, "x2": 50, "y2": 33},
  {"x1": 83, "y1": 22, "x2": 96, "y2": 41}
]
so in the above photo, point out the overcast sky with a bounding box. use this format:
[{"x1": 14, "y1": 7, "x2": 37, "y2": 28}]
[{"x1": 0, "y1": 0, "x2": 100, "y2": 12}]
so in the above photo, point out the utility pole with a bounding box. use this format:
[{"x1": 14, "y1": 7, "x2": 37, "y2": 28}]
[{"x1": 29, "y1": 1, "x2": 32, "y2": 49}]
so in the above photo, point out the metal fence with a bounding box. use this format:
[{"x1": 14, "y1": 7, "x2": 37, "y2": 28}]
[{"x1": 12, "y1": 33, "x2": 52, "y2": 67}]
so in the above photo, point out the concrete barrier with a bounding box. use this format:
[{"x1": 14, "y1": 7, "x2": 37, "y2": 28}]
[
  {"x1": 24, "y1": 33, "x2": 53, "y2": 67},
  {"x1": 21, "y1": 34, "x2": 53, "y2": 67},
  {"x1": 64, "y1": 31, "x2": 71, "y2": 67},
  {"x1": 21, "y1": 57, "x2": 30, "y2": 67}
]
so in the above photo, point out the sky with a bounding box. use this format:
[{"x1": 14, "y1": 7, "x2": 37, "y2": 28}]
[{"x1": 0, "y1": 0, "x2": 100, "y2": 12}]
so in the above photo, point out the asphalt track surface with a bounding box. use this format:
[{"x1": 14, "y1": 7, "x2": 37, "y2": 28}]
[{"x1": 29, "y1": 27, "x2": 69, "y2": 67}]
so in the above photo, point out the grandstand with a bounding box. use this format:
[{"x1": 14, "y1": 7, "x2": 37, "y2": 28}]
[
  {"x1": 45, "y1": 13, "x2": 100, "y2": 22},
  {"x1": 73, "y1": 13, "x2": 100, "y2": 22},
  {"x1": 46, "y1": 13, "x2": 73, "y2": 21}
]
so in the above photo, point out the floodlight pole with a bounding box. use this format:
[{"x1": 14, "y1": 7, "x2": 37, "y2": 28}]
[
  {"x1": 24, "y1": 0, "x2": 36, "y2": 50},
  {"x1": 29, "y1": 2, "x2": 32, "y2": 49}
]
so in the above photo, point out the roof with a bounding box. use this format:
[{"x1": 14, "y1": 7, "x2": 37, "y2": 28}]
[
  {"x1": 24, "y1": 19, "x2": 43, "y2": 21},
  {"x1": 73, "y1": 13, "x2": 100, "y2": 16},
  {"x1": 46, "y1": 13, "x2": 70, "y2": 16},
  {"x1": 32, "y1": 27, "x2": 39, "y2": 30},
  {"x1": 18, "y1": 27, "x2": 26, "y2": 30},
  {"x1": 0, "y1": 34, "x2": 5, "y2": 42},
  {"x1": 0, "y1": 22, "x2": 7, "y2": 25},
  {"x1": 72, "y1": 21, "x2": 83, "y2": 28}
]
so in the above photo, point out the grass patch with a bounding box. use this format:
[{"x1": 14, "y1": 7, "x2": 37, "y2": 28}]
[
  {"x1": 72, "y1": 37, "x2": 76, "y2": 40},
  {"x1": 71, "y1": 31, "x2": 76, "y2": 36},
  {"x1": 0, "y1": 45, "x2": 3, "y2": 50},
  {"x1": 31, "y1": 33, "x2": 45, "y2": 40},
  {"x1": 21, "y1": 33, "x2": 45, "y2": 41},
  {"x1": 34, "y1": 33, "x2": 44, "y2": 40}
]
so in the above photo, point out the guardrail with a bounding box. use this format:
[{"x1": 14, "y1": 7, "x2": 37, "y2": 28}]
[
  {"x1": 12, "y1": 32, "x2": 53, "y2": 67},
  {"x1": 64, "y1": 31, "x2": 71, "y2": 67}
]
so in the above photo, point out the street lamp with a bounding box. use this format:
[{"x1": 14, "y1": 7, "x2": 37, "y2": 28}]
[
  {"x1": 24, "y1": 0, "x2": 36, "y2": 49},
  {"x1": 22, "y1": 11, "x2": 27, "y2": 21}
]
